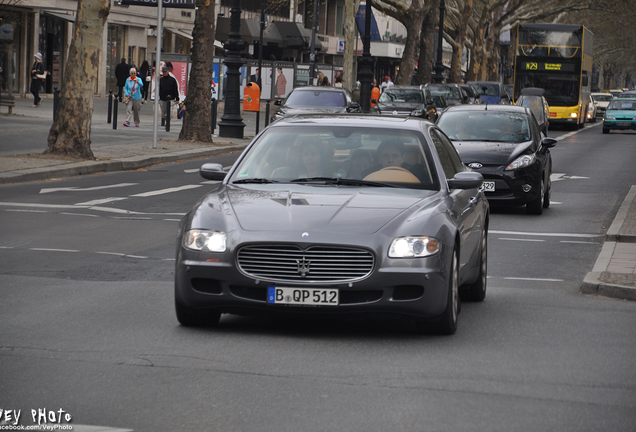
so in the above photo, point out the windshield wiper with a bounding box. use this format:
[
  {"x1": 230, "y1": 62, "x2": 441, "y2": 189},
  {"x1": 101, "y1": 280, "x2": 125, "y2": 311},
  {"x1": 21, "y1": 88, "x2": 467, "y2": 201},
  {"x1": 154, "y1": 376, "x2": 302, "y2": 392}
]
[
  {"x1": 290, "y1": 177, "x2": 394, "y2": 187},
  {"x1": 233, "y1": 178, "x2": 278, "y2": 184}
]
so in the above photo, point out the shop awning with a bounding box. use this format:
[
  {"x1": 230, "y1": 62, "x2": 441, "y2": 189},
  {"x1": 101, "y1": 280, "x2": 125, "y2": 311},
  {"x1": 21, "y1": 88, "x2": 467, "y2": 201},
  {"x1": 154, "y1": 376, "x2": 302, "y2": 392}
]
[
  {"x1": 166, "y1": 27, "x2": 193, "y2": 41},
  {"x1": 270, "y1": 21, "x2": 322, "y2": 51},
  {"x1": 215, "y1": 18, "x2": 266, "y2": 45},
  {"x1": 43, "y1": 11, "x2": 76, "y2": 22}
]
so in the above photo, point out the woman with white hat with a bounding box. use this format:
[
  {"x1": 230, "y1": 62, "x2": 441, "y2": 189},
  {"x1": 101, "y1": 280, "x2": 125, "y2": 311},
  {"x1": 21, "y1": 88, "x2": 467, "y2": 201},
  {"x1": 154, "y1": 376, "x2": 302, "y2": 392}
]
[{"x1": 30, "y1": 53, "x2": 48, "y2": 108}]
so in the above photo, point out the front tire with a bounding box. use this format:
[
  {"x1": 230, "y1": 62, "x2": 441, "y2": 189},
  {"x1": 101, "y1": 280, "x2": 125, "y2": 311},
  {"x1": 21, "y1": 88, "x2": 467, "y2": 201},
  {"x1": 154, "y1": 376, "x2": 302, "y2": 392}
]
[
  {"x1": 461, "y1": 231, "x2": 487, "y2": 302},
  {"x1": 526, "y1": 178, "x2": 544, "y2": 215},
  {"x1": 419, "y1": 249, "x2": 459, "y2": 335}
]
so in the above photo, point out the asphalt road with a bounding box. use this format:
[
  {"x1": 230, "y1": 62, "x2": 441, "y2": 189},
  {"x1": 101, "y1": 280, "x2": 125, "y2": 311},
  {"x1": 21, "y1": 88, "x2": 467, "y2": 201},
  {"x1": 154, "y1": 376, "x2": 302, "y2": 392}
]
[{"x1": 1, "y1": 123, "x2": 635, "y2": 432}]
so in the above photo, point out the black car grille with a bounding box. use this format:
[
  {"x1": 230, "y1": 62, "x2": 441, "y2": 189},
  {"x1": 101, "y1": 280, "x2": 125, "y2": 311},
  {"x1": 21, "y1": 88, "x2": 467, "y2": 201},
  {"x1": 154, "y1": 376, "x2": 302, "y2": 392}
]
[{"x1": 237, "y1": 244, "x2": 375, "y2": 283}]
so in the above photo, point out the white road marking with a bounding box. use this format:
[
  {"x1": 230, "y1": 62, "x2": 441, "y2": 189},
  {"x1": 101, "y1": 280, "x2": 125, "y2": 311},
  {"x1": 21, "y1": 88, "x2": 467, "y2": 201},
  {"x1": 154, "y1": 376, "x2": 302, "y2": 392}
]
[
  {"x1": 96, "y1": 251, "x2": 126, "y2": 257},
  {"x1": 60, "y1": 212, "x2": 100, "y2": 217},
  {"x1": 490, "y1": 230, "x2": 601, "y2": 238},
  {"x1": 184, "y1": 168, "x2": 200, "y2": 173},
  {"x1": 125, "y1": 255, "x2": 148, "y2": 259},
  {"x1": 560, "y1": 240, "x2": 598, "y2": 244},
  {"x1": 75, "y1": 198, "x2": 128, "y2": 206},
  {"x1": 201, "y1": 180, "x2": 222, "y2": 185},
  {"x1": 40, "y1": 183, "x2": 137, "y2": 194},
  {"x1": 503, "y1": 277, "x2": 564, "y2": 282},
  {"x1": 551, "y1": 173, "x2": 590, "y2": 182},
  {"x1": 131, "y1": 184, "x2": 202, "y2": 197},
  {"x1": 6, "y1": 209, "x2": 47, "y2": 213},
  {"x1": 498, "y1": 238, "x2": 545, "y2": 242},
  {"x1": 30, "y1": 248, "x2": 80, "y2": 253}
]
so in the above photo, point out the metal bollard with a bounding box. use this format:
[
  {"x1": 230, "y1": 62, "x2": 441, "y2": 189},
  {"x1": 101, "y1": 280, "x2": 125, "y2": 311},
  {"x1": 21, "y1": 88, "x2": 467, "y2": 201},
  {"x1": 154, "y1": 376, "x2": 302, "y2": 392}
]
[
  {"x1": 53, "y1": 87, "x2": 60, "y2": 121},
  {"x1": 265, "y1": 100, "x2": 270, "y2": 128},
  {"x1": 107, "y1": 89, "x2": 113, "y2": 124},
  {"x1": 211, "y1": 99, "x2": 217, "y2": 134},
  {"x1": 112, "y1": 97, "x2": 118, "y2": 130}
]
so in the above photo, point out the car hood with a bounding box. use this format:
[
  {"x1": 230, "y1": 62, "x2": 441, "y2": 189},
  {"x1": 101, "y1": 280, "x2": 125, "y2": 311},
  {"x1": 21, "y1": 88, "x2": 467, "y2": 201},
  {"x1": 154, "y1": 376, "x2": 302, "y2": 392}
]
[
  {"x1": 280, "y1": 106, "x2": 348, "y2": 115},
  {"x1": 201, "y1": 185, "x2": 432, "y2": 234},
  {"x1": 606, "y1": 109, "x2": 636, "y2": 119},
  {"x1": 376, "y1": 102, "x2": 421, "y2": 112},
  {"x1": 452, "y1": 141, "x2": 534, "y2": 165}
]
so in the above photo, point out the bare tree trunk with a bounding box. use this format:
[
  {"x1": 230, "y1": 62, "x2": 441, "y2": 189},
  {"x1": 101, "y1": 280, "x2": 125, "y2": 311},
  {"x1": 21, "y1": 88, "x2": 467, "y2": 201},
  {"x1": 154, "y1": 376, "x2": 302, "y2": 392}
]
[
  {"x1": 414, "y1": 0, "x2": 439, "y2": 86},
  {"x1": 448, "y1": 0, "x2": 473, "y2": 83},
  {"x1": 394, "y1": 0, "x2": 426, "y2": 85},
  {"x1": 343, "y1": 0, "x2": 360, "y2": 91},
  {"x1": 179, "y1": 0, "x2": 215, "y2": 143},
  {"x1": 43, "y1": 0, "x2": 110, "y2": 160}
]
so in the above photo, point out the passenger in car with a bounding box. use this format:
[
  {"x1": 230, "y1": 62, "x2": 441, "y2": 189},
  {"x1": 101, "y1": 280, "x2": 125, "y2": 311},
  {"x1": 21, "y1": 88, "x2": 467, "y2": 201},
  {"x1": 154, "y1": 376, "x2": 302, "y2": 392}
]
[
  {"x1": 362, "y1": 138, "x2": 430, "y2": 184},
  {"x1": 337, "y1": 148, "x2": 373, "y2": 179}
]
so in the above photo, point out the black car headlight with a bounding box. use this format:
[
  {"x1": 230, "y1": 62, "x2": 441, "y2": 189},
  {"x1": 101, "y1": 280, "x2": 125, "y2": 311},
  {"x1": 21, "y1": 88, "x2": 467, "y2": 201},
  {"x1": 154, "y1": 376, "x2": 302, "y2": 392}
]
[
  {"x1": 505, "y1": 154, "x2": 536, "y2": 171},
  {"x1": 184, "y1": 230, "x2": 227, "y2": 252},
  {"x1": 389, "y1": 236, "x2": 440, "y2": 258}
]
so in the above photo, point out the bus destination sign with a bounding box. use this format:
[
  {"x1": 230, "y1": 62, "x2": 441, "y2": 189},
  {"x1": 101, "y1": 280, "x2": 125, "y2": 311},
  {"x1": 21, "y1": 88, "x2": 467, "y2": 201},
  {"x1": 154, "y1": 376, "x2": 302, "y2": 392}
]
[{"x1": 523, "y1": 62, "x2": 576, "y2": 72}]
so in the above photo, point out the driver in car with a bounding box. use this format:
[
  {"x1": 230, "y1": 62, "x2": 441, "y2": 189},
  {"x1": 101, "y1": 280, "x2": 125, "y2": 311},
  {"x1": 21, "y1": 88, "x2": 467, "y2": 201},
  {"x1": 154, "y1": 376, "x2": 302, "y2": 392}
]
[{"x1": 363, "y1": 138, "x2": 430, "y2": 184}]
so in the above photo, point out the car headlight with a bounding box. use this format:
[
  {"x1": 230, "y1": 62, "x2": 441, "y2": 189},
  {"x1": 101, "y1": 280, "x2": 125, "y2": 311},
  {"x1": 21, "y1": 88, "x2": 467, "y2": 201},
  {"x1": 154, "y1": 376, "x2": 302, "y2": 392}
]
[
  {"x1": 605, "y1": 115, "x2": 615, "y2": 120},
  {"x1": 410, "y1": 109, "x2": 425, "y2": 117},
  {"x1": 569, "y1": 113, "x2": 578, "y2": 118},
  {"x1": 184, "y1": 230, "x2": 226, "y2": 252},
  {"x1": 389, "y1": 236, "x2": 440, "y2": 258},
  {"x1": 505, "y1": 154, "x2": 536, "y2": 170}
]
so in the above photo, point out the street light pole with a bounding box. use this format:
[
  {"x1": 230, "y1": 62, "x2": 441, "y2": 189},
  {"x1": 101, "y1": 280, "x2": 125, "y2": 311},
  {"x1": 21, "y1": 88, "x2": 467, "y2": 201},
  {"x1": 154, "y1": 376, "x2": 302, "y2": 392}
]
[
  {"x1": 218, "y1": 0, "x2": 246, "y2": 138},
  {"x1": 433, "y1": 0, "x2": 446, "y2": 84},
  {"x1": 358, "y1": 0, "x2": 373, "y2": 113},
  {"x1": 309, "y1": 0, "x2": 319, "y2": 85}
]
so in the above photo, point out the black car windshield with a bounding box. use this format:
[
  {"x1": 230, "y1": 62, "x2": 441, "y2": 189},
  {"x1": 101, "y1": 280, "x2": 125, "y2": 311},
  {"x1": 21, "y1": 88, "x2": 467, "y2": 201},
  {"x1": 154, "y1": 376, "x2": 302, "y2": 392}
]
[
  {"x1": 378, "y1": 89, "x2": 423, "y2": 103},
  {"x1": 438, "y1": 111, "x2": 532, "y2": 143},
  {"x1": 607, "y1": 100, "x2": 636, "y2": 110},
  {"x1": 285, "y1": 90, "x2": 346, "y2": 107},
  {"x1": 470, "y1": 83, "x2": 500, "y2": 96},
  {"x1": 230, "y1": 126, "x2": 439, "y2": 190},
  {"x1": 428, "y1": 85, "x2": 461, "y2": 101}
]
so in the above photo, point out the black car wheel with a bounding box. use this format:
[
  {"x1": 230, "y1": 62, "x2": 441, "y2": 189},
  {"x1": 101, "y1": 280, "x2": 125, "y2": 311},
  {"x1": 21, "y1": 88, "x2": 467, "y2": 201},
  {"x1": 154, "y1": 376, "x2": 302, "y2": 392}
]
[
  {"x1": 461, "y1": 230, "x2": 487, "y2": 302},
  {"x1": 526, "y1": 178, "x2": 544, "y2": 215},
  {"x1": 418, "y1": 249, "x2": 459, "y2": 335},
  {"x1": 175, "y1": 299, "x2": 221, "y2": 327}
]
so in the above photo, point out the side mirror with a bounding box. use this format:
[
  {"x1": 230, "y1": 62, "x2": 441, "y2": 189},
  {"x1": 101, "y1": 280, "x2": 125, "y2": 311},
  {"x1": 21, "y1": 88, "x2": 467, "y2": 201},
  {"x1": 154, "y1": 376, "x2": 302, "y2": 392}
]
[
  {"x1": 447, "y1": 171, "x2": 484, "y2": 190},
  {"x1": 274, "y1": 99, "x2": 282, "y2": 106},
  {"x1": 350, "y1": 101, "x2": 361, "y2": 110},
  {"x1": 200, "y1": 163, "x2": 227, "y2": 181},
  {"x1": 540, "y1": 137, "x2": 557, "y2": 149}
]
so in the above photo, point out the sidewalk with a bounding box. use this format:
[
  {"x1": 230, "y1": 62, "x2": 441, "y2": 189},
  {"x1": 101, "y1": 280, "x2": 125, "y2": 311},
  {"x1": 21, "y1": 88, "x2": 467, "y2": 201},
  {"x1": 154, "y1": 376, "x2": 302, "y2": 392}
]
[{"x1": 1, "y1": 95, "x2": 635, "y2": 302}]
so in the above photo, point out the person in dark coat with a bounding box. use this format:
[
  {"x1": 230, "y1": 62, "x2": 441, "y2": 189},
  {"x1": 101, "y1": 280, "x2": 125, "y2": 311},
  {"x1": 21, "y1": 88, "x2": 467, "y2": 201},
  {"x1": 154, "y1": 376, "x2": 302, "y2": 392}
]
[
  {"x1": 138, "y1": 60, "x2": 151, "y2": 103},
  {"x1": 159, "y1": 66, "x2": 179, "y2": 124},
  {"x1": 115, "y1": 58, "x2": 129, "y2": 102},
  {"x1": 30, "y1": 53, "x2": 47, "y2": 108}
]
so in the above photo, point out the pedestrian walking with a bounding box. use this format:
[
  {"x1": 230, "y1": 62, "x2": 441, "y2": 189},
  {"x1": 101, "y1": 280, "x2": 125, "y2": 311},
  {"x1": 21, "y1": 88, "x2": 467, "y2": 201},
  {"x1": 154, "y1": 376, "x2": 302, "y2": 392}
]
[
  {"x1": 30, "y1": 53, "x2": 47, "y2": 108},
  {"x1": 123, "y1": 68, "x2": 143, "y2": 127},
  {"x1": 380, "y1": 75, "x2": 394, "y2": 93},
  {"x1": 115, "y1": 58, "x2": 129, "y2": 102},
  {"x1": 159, "y1": 66, "x2": 179, "y2": 125},
  {"x1": 138, "y1": 60, "x2": 151, "y2": 103}
]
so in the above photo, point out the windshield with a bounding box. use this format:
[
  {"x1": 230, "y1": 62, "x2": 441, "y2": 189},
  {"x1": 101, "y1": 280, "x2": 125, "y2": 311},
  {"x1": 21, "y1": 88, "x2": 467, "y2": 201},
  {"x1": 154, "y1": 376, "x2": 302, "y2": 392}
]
[
  {"x1": 285, "y1": 90, "x2": 346, "y2": 107},
  {"x1": 438, "y1": 111, "x2": 532, "y2": 143},
  {"x1": 230, "y1": 126, "x2": 439, "y2": 189},
  {"x1": 378, "y1": 89, "x2": 423, "y2": 103},
  {"x1": 428, "y1": 85, "x2": 461, "y2": 101},
  {"x1": 592, "y1": 94, "x2": 612, "y2": 102},
  {"x1": 516, "y1": 96, "x2": 545, "y2": 122},
  {"x1": 617, "y1": 93, "x2": 636, "y2": 99},
  {"x1": 607, "y1": 100, "x2": 636, "y2": 110},
  {"x1": 470, "y1": 83, "x2": 500, "y2": 97}
]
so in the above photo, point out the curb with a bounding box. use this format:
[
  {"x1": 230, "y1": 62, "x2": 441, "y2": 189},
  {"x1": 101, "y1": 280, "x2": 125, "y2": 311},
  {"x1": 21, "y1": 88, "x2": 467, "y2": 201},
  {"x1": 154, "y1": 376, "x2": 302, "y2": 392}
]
[
  {"x1": 0, "y1": 145, "x2": 247, "y2": 185},
  {"x1": 580, "y1": 186, "x2": 636, "y2": 301}
]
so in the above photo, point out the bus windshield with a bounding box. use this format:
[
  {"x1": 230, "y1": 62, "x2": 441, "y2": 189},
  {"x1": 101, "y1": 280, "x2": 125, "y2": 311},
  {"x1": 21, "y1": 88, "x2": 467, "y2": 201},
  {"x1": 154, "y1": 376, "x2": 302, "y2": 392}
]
[{"x1": 515, "y1": 74, "x2": 580, "y2": 107}]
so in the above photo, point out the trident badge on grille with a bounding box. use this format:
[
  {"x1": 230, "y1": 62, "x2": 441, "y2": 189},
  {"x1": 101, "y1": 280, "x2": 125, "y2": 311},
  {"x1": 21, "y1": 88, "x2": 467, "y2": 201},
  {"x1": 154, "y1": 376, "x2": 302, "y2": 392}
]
[{"x1": 296, "y1": 257, "x2": 311, "y2": 278}]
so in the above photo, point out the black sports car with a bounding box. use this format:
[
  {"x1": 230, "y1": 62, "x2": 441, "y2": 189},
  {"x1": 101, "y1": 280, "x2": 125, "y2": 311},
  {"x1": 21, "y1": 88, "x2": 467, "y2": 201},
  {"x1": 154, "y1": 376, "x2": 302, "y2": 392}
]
[
  {"x1": 175, "y1": 115, "x2": 489, "y2": 335},
  {"x1": 437, "y1": 105, "x2": 557, "y2": 215},
  {"x1": 372, "y1": 85, "x2": 439, "y2": 121}
]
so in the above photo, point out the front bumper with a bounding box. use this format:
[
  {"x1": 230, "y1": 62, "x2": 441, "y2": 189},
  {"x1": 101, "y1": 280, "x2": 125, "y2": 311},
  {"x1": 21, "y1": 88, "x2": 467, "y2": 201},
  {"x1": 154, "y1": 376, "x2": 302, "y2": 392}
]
[
  {"x1": 175, "y1": 244, "x2": 451, "y2": 320},
  {"x1": 474, "y1": 164, "x2": 542, "y2": 206},
  {"x1": 603, "y1": 119, "x2": 636, "y2": 131}
]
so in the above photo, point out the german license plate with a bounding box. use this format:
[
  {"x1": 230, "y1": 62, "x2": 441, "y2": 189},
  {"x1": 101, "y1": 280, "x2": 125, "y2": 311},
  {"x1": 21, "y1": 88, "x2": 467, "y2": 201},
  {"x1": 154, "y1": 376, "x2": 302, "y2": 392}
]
[
  {"x1": 483, "y1": 181, "x2": 495, "y2": 192},
  {"x1": 617, "y1": 122, "x2": 631, "y2": 127},
  {"x1": 267, "y1": 287, "x2": 339, "y2": 306},
  {"x1": 549, "y1": 112, "x2": 557, "y2": 118}
]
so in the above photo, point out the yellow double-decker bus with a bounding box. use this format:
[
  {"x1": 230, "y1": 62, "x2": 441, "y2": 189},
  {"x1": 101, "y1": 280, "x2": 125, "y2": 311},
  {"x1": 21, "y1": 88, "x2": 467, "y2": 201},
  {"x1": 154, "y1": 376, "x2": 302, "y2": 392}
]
[{"x1": 513, "y1": 23, "x2": 593, "y2": 130}]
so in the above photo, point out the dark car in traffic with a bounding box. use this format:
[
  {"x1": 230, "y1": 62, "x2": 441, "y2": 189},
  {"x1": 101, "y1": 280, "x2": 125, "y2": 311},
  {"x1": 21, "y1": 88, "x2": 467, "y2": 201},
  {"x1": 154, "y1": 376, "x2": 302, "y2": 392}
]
[
  {"x1": 175, "y1": 115, "x2": 489, "y2": 335},
  {"x1": 271, "y1": 86, "x2": 361, "y2": 123},
  {"x1": 468, "y1": 81, "x2": 511, "y2": 105},
  {"x1": 426, "y1": 84, "x2": 472, "y2": 106},
  {"x1": 437, "y1": 105, "x2": 557, "y2": 215},
  {"x1": 515, "y1": 87, "x2": 551, "y2": 136},
  {"x1": 372, "y1": 85, "x2": 438, "y2": 121}
]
